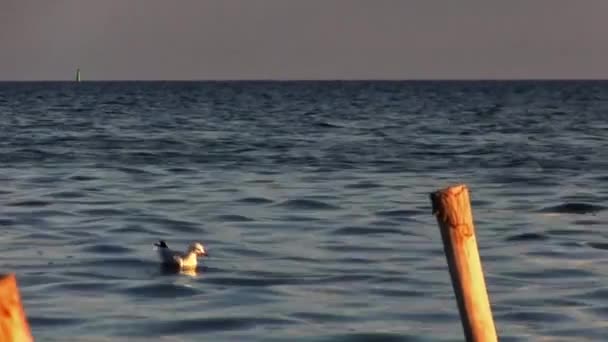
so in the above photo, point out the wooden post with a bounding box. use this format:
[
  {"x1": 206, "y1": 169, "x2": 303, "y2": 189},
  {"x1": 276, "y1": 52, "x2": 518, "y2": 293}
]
[
  {"x1": 0, "y1": 274, "x2": 33, "y2": 342},
  {"x1": 430, "y1": 184, "x2": 497, "y2": 342}
]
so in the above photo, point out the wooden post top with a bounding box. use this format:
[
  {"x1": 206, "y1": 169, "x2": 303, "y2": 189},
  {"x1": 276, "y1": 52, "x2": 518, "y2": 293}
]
[{"x1": 431, "y1": 184, "x2": 475, "y2": 237}]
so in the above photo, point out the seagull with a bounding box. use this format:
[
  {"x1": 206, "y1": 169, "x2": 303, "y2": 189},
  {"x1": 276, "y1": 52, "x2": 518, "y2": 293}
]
[{"x1": 154, "y1": 240, "x2": 208, "y2": 269}]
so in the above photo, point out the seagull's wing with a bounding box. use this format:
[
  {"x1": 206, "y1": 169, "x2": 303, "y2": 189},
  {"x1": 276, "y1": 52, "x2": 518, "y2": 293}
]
[
  {"x1": 158, "y1": 247, "x2": 180, "y2": 265},
  {"x1": 173, "y1": 254, "x2": 184, "y2": 267}
]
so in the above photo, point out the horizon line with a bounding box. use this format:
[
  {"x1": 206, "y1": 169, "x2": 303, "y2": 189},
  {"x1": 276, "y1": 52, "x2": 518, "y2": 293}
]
[{"x1": 2, "y1": 78, "x2": 608, "y2": 82}]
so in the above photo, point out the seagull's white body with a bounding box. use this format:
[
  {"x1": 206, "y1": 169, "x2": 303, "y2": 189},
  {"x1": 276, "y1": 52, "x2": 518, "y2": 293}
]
[{"x1": 155, "y1": 240, "x2": 207, "y2": 269}]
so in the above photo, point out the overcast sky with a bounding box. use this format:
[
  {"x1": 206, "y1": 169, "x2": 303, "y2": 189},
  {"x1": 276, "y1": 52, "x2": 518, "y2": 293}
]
[{"x1": 1, "y1": 0, "x2": 607, "y2": 80}]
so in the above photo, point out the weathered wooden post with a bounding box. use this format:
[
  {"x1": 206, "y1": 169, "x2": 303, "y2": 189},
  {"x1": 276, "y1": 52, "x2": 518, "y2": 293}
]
[
  {"x1": 0, "y1": 274, "x2": 34, "y2": 342},
  {"x1": 430, "y1": 184, "x2": 497, "y2": 342}
]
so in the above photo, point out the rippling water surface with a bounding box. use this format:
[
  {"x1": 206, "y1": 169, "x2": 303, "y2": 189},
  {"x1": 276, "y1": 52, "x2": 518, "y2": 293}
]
[{"x1": 1, "y1": 81, "x2": 608, "y2": 341}]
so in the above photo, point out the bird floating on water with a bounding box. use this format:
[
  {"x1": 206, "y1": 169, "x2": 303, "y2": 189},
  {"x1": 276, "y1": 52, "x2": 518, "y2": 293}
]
[{"x1": 154, "y1": 240, "x2": 208, "y2": 269}]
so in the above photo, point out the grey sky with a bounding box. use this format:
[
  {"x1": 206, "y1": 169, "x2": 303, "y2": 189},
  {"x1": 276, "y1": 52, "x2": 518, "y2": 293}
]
[{"x1": 1, "y1": 0, "x2": 607, "y2": 80}]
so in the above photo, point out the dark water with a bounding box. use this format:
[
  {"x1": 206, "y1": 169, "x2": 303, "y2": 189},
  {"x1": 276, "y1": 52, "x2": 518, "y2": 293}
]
[{"x1": 1, "y1": 81, "x2": 608, "y2": 341}]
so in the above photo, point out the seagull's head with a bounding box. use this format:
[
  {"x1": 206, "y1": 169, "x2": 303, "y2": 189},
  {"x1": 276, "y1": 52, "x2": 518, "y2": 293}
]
[{"x1": 189, "y1": 242, "x2": 208, "y2": 257}]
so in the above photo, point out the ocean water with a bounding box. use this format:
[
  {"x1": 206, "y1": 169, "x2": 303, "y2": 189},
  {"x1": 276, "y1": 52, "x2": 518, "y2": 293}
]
[{"x1": 1, "y1": 80, "x2": 608, "y2": 341}]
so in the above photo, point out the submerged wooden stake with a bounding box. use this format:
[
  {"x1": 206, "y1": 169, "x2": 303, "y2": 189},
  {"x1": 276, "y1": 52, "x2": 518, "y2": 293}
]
[
  {"x1": 0, "y1": 274, "x2": 33, "y2": 342},
  {"x1": 430, "y1": 184, "x2": 497, "y2": 342}
]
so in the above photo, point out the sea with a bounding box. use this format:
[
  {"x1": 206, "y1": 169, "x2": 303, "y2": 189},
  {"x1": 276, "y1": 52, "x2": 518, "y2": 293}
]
[{"x1": 1, "y1": 80, "x2": 607, "y2": 341}]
